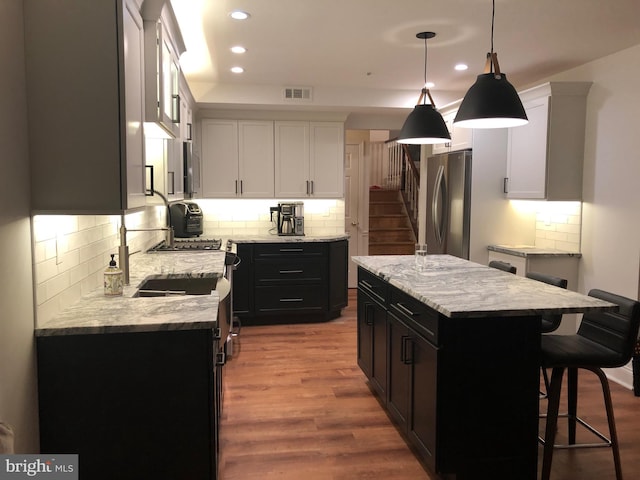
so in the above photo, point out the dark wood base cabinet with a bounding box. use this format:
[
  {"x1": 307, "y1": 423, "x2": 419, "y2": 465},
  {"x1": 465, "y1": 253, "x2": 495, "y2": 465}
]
[
  {"x1": 234, "y1": 239, "x2": 348, "y2": 325},
  {"x1": 357, "y1": 267, "x2": 540, "y2": 479},
  {"x1": 37, "y1": 329, "x2": 221, "y2": 480}
]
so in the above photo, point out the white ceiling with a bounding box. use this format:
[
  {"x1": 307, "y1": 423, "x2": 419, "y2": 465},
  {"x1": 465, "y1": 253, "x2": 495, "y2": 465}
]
[{"x1": 170, "y1": 0, "x2": 640, "y2": 116}]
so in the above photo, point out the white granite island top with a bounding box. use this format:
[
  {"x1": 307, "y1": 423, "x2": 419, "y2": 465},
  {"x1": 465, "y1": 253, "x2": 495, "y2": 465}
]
[
  {"x1": 352, "y1": 254, "x2": 615, "y2": 318},
  {"x1": 35, "y1": 250, "x2": 226, "y2": 336}
]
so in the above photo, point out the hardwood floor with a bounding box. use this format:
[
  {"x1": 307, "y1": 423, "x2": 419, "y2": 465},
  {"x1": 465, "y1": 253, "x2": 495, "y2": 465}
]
[{"x1": 220, "y1": 289, "x2": 640, "y2": 479}]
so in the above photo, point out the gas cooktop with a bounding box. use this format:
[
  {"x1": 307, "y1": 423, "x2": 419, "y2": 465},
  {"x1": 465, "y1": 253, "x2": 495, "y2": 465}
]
[{"x1": 149, "y1": 238, "x2": 222, "y2": 252}]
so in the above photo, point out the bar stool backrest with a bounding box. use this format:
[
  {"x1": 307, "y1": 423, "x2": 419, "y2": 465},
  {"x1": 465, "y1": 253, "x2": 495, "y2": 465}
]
[
  {"x1": 526, "y1": 271, "x2": 568, "y2": 333},
  {"x1": 578, "y1": 289, "x2": 640, "y2": 368}
]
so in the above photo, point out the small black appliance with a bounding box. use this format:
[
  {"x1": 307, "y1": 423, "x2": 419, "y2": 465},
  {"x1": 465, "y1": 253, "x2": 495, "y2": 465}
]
[{"x1": 169, "y1": 201, "x2": 203, "y2": 237}]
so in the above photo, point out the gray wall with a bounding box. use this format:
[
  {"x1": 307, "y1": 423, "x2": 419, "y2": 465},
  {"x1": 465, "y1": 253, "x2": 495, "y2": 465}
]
[{"x1": 0, "y1": 0, "x2": 39, "y2": 452}]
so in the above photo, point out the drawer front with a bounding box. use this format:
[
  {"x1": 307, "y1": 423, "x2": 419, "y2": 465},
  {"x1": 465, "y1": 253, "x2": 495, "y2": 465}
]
[
  {"x1": 357, "y1": 267, "x2": 388, "y2": 306},
  {"x1": 253, "y1": 242, "x2": 325, "y2": 258},
  {"x1": 255, "y1": 258, "x2": 324, "y2": 284},
  {"x1": 389, "y1": 287, "x2": 439, "y2": 346},
  {"x1": 255, "y1": 285, "x2": 327, "y2": 313}
]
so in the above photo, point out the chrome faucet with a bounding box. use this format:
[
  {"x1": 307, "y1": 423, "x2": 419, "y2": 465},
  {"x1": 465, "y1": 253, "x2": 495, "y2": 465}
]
[{"x1": 118, "y1": 190, "x2": 174, "y2": 285}]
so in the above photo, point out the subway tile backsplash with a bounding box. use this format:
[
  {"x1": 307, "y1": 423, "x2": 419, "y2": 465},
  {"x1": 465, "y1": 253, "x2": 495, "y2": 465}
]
[
  {"x1": 32, "y1": 208, "x2": 166, "y2": 326},
  {"x1": 533, "y1": 201, "x2": 582, "y2": 252},
  {"x1": 196, "y1": 199, "x2": 346, "y2": 237}
]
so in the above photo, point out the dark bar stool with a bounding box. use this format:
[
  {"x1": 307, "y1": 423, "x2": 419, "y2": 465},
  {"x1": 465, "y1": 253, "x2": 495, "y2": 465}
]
[
  {"x1": 540, "y1": 289, "x2": 640, "y2": 480},
  {"x1": 526, "y1": 271, "x2": 568, "y2": 396},
  {"x1": 488, "y1": 260, "x2": 517, "y2": 274}
]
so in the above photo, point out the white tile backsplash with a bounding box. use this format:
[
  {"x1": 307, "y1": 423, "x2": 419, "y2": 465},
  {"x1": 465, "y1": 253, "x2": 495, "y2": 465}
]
[
  {"x1": 533, "y1": 201, "x2": 582, "y2": 251},
  {"x1": 196, "y1": 199, "x2": 346, "y2": 237},
  {"x1": 32, "y1": 207, "x2": 167, "y2": 326}
]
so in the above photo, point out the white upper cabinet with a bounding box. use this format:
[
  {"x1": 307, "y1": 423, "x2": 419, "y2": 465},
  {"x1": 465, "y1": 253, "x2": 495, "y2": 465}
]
[
  {"x1": 275, "y1": 121, "x2": 344, "y2": 198},
  {"x1": 201, "y1": 120, "x2": 275, "y2": 198},
  {"x1": 141, "y1": 0, "x2": 184, "y2": 139},
  {"x1": 505, "y1": 82, "x2": 592, "y2": 200},
  {"x1": 25, "y1": 0, "x2": 147, "y2": 213}
]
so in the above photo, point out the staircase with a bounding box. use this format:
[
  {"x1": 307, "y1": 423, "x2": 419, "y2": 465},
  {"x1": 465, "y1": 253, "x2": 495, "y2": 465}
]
[{"x1": 368, "y1": 189, "x2": 416, "y2": 255}]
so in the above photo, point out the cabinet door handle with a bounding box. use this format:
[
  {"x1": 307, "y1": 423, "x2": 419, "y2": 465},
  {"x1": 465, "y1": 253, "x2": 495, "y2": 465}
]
[
  {"x1": 172, "y1": 94, "x2": 181, "y2": 124},
  {"x1": 168, "y1": 171, "x2": 175, "y2": 195},
  {"x1": 403, "y1": 336, "x2": 414, "y2": 365},
  {"x1": 503, "y1": 177, "x2": 509, "y2": 194},
  {"x1": 306, "y1": 180, "x2": 310, "y2": 195},
  {"x1": 145, "y1": 164, "x2": 154, "y2": 196},
  {"x1": 396, "y1": 302, "x2": 418, "y2": 317},
  {"x1": 213, "y1": 327, "x2": 222, "y2": 340},
  {"x1": 310, "y1": 180, "x2": 314, "y2": 194},
  {"x1": 240, "y1": 180, "x2": 243, "y2": 194},
  {"x1": 235, "y1": 180, "x2": 238, "y2": 194},
  {"x1": 279, "y1": 269, "x2": 304, "y2": 274},
  {"x1": 365, "y1": 303, "x2": 374, "y2": 326},
  {"x1": 279, "y1": 298, "x2": 303, "y2": 302}
]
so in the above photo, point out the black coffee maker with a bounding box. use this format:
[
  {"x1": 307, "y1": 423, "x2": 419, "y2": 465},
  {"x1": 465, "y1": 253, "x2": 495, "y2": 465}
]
[{"x1": 273, "y1": 202, "x2": 304, "y2": 236}]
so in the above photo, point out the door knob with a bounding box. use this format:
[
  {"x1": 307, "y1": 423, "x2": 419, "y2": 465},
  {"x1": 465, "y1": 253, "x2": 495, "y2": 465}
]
[{"x1": 351, "y1": 221, "x2": 357, "y2": 226}]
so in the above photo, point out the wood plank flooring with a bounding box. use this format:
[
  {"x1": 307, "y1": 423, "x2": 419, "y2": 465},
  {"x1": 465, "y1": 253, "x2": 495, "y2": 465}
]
[{"x1": 219, "y1": 289, "x2": 640, "y2": 479}]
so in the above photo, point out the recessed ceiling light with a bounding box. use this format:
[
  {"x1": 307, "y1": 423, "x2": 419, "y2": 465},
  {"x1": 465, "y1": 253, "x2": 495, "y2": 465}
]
[
  {"x1": 231, "y1": 66, "x2": 244, "y2": 74},
  {"x1": 229, "y1": 10, "x2": 250, "y2": 20},
  {"x1": 455, "y1": 63, "x2": 469, "y2": 71},
  {"x1": 231, "y1": 46, "x2": 247, "y2": 54}
]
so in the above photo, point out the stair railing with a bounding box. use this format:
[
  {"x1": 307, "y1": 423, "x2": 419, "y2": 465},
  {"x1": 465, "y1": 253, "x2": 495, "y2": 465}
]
[{"x1": 385, "y1": 139, "x2": 420, "y2": 238}]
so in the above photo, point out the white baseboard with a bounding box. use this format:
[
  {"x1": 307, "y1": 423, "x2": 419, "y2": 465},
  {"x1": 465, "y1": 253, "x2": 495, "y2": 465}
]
[{"x1": 604, "y1": 363, "x2": 634, "y2": 391}]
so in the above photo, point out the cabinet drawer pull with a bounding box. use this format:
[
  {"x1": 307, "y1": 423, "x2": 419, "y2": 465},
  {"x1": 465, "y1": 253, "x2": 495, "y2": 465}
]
[
  {"x1": 360, "y1": 280, "x2": 374, "y2": 290},
  {"x1": 279, "y1": 269, "x2": 304, "y2": 274},
  {"x1": 279, "y1": 248, "x2": 304, "y2": 252},
  {"x1": 395, "y1": 302, "x2": 419, "y2": 317},
  {"x1": 279, "y1": 298, "x2": 303, "y2": 302},
  {"x1": 215, "y1": 351, "x2": 226, "y2": 366}
]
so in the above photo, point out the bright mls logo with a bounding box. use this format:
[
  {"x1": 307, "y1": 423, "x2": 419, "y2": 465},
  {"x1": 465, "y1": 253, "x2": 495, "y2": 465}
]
[{"x1": 0, "y1": 455, "x2": 78, "y2": 479}]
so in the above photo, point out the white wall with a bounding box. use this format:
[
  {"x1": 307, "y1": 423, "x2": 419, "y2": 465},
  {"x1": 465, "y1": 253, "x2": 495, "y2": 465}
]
[
  {"x1": 542, "y1": 44, "x2": 640, "y2": 388},
  {"x1": 542, "y1": 44, "x2": 640, "y2": 300},
  {"x1": 0, "y1": 0, "x2": 39, "y2": 452}
]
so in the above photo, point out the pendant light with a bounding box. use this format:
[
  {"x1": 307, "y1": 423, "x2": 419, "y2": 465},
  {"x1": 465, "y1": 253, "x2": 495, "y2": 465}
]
[
  {"x1": 453, "y1": 0, "x2": 528, "y2": 129},
  {"x1": 397, "y1": 32, "x2": 451, "y2": 144}
]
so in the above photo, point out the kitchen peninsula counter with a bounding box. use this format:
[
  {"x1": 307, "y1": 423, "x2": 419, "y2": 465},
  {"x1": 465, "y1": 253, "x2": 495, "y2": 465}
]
[
  {"x1": 227, "y1": 233, "x2": 349, "y2": 244},
  {"x1": 353, "y1": 254, "x2": 615, "y2": 479},
  {"x1": 35, "y1": 250, "x2": 226, "y2": 336}
]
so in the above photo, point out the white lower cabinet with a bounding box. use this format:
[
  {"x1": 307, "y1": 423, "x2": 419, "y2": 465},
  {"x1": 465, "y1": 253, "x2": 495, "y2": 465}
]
[{"x1": 201, "y1": 119, "x2": 274, "y2": 198}]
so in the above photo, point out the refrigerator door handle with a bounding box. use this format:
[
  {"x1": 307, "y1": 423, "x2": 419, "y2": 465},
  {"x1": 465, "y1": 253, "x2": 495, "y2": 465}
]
[{"x1": 432, "y1": 165, "x2": 447, "y2": 247}]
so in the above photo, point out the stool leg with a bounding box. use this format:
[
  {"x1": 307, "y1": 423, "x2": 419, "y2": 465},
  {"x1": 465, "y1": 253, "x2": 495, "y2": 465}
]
[
  {"x1": 567, "y1": 367, "x2": 578, "y2": 444},
  {"x1": 591, "y1": 367, "x2": 623, "y2": 480},
  {"x1": 542, "y1": 367, "x2": 565, "y2": 480}
]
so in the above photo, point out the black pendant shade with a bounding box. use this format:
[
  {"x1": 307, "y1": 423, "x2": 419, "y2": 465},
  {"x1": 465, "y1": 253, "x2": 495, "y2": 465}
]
[
  {"x1": 454, "y1": 72, "x2": 528, "y2": 129},
  {"x1": 397, "y1": 103, "x2": 451, "y2": 144},
  {"x1": 397, "y1": 31, "x2": 451, "y2": 145},
  {"x1": 453, "y1": 0, "x2": 528, "y2": 129}
]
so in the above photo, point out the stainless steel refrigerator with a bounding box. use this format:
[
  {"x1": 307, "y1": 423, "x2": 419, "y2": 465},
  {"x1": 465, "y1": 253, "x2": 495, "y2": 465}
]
[{"x1": 426, "y1": 150, "x2": 472, "y2": 259}]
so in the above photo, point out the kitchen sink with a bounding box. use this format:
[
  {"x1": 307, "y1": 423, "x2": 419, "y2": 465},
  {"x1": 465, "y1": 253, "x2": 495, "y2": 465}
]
[{"x1": 134, "y1": 276, "x2": 218, "y2": 297}]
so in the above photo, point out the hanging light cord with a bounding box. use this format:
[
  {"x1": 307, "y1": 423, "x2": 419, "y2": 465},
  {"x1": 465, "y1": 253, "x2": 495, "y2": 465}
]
[
  {"x1": 422, "y1": 34, "x2": 428, "y2": 104},
  {"x1": 490, "y1": 0, "x2": 495, "y2": 73}
]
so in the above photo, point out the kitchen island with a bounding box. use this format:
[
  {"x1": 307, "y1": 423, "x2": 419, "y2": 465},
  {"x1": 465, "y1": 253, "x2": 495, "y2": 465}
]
[
  {"x1": 228, "y1": 234, "x2": 349, "y2": 324},
  {"x1": 35, "y1": 250, "x2": 226, "y2": 480},
  {"x1": 353, "y1": 254, "x2": 615, "y2": 480}
]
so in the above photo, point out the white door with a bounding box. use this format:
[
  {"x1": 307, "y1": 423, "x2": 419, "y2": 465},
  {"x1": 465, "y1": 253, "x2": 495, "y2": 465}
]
[{"x1": 345, "y1": 143, "x2": 362, "y2": 288}]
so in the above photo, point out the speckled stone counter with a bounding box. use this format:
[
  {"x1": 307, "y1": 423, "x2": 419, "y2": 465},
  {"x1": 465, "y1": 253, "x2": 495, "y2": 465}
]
[
  {"x1": 488, "y1": 244, "x2": 582, "y2": 258},
  {"x1": 35, "y1": 250, "x2": 226, "y2": 336},
  {"x1": 228, "y1": 234, "x2": 349, "y2": 244},
  {"x1": 352, "y1": 254, "x2": 614, "y2": 318}
]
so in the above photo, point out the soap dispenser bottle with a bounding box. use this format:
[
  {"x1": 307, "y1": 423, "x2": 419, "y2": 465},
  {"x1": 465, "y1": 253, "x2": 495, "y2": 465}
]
[{"x1": 104, "y1": 254, "x2": 124, "y2": 296}]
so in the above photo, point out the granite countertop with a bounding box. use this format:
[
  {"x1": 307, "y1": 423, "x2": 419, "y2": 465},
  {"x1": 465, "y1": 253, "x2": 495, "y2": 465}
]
[
  {"x1": 35, "y1": 250, "x2": 226, "y2": 337},
  {"x1": 352, "y1": 254, "x2": 614, "y2": 319},
  {"x1": 228, "y1": 234, "x2": 349, "y2": 244},
  {"x1": 488, "y1": 244, "x2": 582, "y2": 258}
]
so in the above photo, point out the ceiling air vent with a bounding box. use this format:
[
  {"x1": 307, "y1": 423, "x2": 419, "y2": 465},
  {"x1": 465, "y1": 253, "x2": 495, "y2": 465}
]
[{"x1": 283, "y1": 86, "x2": 313, "y2": 101}]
